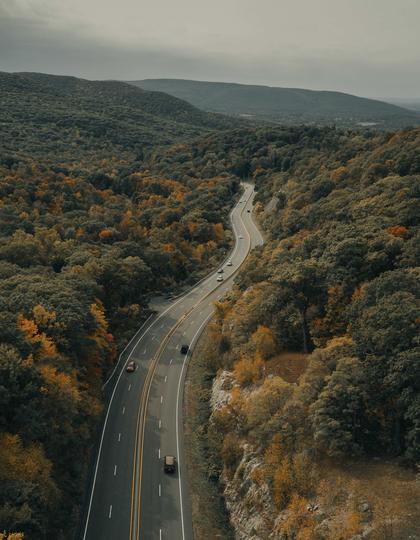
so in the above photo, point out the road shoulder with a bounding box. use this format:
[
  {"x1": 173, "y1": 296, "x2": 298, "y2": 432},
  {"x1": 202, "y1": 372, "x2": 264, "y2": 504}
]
[{"x1": 183, "y1": 326, "x2": 234, "y2": 540}]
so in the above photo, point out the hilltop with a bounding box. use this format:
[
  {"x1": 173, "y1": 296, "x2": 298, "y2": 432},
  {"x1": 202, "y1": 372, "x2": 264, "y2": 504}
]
[
  {"x1": 0, "y1": 72, "x2": 238, "y2": 166},
  {"x1": 130, "y1": 78, "x2": 420, "y2": 128}
]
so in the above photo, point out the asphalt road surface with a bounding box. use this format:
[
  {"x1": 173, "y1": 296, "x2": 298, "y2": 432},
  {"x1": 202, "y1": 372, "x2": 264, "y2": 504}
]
[{"x1": 81, "y1": 182, "x2": 263, "y2": 540}]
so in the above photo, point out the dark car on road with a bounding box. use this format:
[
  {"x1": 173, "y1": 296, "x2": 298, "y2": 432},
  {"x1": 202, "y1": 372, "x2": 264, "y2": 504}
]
[
  {"x1": 163, "y1": 455, "x2": 176, "y2": 473},
  {"x1": 180, "y1": 344, "x2": 189, "y2": 354}
]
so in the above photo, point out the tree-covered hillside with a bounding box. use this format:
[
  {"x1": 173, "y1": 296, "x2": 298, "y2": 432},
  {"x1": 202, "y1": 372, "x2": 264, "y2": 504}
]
[
  {"x1": 159, "y1": 126, "x2": 420, "y2": 539},
  {"x1": 0, "y1": 72, "x2": 240, "y2": 539},
  {"x1": 130, "y1": 79, "x2": 420, "y2": 128},
  {"x1": 1, "y1": 70, "x2": 419, "y2": 539},
  {"x1": 0, "y1": 72, "x2": 239, "y2": 166}
]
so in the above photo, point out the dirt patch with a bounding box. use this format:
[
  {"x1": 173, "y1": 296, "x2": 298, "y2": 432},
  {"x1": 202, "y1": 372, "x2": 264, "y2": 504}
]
[
  {"x1": 314, "y1": 458, "x2": 420, "y2": 539},
  {"x1": 265, "y1": 352, "x2": 309, "y2": 383}
]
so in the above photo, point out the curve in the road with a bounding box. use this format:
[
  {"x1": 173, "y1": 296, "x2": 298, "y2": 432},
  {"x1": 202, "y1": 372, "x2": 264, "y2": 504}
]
[{"x1": 81, "y1": 182, "x2": 263, "y2": 540}]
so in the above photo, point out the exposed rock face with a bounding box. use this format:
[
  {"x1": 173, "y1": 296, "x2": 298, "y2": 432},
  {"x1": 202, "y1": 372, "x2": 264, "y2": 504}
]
[
  {"x1": 210, "y1": 370, "x2": 234, "y2": 411},
  {"x1": 210, "y1": 371, "x2": 280, "y2": 539},
  {"x1": 209, "y1": 370, "x2": 378, "y2": 540},
  {"x1": 222, "y1": 445, "x2": 277, "y2": 539}
]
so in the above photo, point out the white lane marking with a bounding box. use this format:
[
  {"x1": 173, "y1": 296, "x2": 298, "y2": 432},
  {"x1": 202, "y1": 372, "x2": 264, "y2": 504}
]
[
  {"x1": 160, "y1": 529, "x2": 162, "y2": 540},
  {"x1": 159, "y1": 484, "x2": 161, "y2": 497},
  {"x1": 118, "y1": 433, "x2": 121, "y2": 442},
  {"x1": 113, "y1": 465, "x2": 117, "y2": 476},
  {"x1": 82, "y1": 186, "x2": 254, "y2": 539},
  {"x1": 160, "y1": 395, "x2": 163, "y2": 404},
  {"x1": 164, "y1": 375, "x2": 167, "y2": 383},
  {"x1": 170, "y1": 359, "x2": 173, "y2": 364},
  {"x1": 108, "y1": 505, "x2": 112, "y2": 519},
  {"x1": 176, "y1": 311, "x2": 214, "y2": 540},
  {"x1": 159, "y1": 419, "x2": 162, "y2": 429},
  {"x1": 158, "y1": 448, "x2": 161, "y2": 459},
  {"x1": 182, "y1": 331, "x2": 186, "y2": 336},
  {"x1": 143, "y1": 348, "x2": 147, "y2": 355},
  {"x1": 175, "y1": 345, "x2": 179, "y2": 350},
  {"x1": 122, "y1": 406, "x2": 125, "y2": 415},
  {"x1": 128, "y1": 384, "x2": 131, "y2": 391}
]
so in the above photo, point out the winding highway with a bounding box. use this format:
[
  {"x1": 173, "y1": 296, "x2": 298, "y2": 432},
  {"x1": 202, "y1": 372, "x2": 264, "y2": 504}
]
[{"x1": 81, "y1": 182, "x2": 263, "y2": 540}]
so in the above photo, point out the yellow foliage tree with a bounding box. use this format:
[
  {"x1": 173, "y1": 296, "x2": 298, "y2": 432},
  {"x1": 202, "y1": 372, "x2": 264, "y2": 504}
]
[
  {"x1": 89, "y1": 300, "x2": 110, "y2": 351},
  {"x1": 273, "y1": 458, "x2": 294, "y2": 509},
  {"x1": 281, "y1": 494, "x2": 316, "y2": 540},
  {"x1": 193, "y1": 243, "x2": 206, "y2": 261},
  {"x1": 213, "y1": 300, "x2": 230, "y2": 322},
  {"x1": 233, "y1": 354, "x2": 264, "y2": 386},
  {"x1": 120, "y1": 209, "x2": 135, "y2": 232},
  {"x1": 330, "y1": 166, "x2": 349, "y2": 182},
  {"x1": 254, "y1": 201, "x2": 264, "y2": 213},
  {"x1": 212, "y1": 223, "x2": 224, "y2": 241},
  {"x1": 264, "y1": 434, "x2": 284, "y2": 469},
  {"x1": 32, "y1": 304, "x2": 59, "y2": 331},
  {"x1": 88, "y1": 300, "x2": 116, "y2": 375},
  {"x1": 40, "y1": 365, "x2": 81, "y2": 404},
  {"x1": 251, "y1": 325, "x2": 276, "y2": 359},
  {"x1": 0, "y1": 433, "x2": 57, "y2": 507}
]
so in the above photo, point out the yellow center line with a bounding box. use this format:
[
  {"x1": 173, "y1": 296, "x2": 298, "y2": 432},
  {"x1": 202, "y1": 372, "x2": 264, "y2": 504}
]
[{"x1": 129, "y1": 186, "x2": 254, "y2": 540}]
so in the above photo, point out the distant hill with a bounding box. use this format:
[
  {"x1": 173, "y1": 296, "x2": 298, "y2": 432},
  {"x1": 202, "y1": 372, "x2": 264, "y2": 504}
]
[
  {"x1": 129, "y1": 79, "x2": 420, "y2": 128},
  {"x1": 0, "y1": 72, "x2": 238, "y2": 164}
]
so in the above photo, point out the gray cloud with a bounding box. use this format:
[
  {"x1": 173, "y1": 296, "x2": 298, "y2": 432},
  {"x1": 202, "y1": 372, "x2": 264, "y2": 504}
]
[{"x1": 1, "y1": 0, "x2": 419, "y2": 98}]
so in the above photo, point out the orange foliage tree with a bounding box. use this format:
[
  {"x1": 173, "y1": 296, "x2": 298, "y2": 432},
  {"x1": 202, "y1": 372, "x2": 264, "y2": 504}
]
[
  {"x1": 98, "y1": 228, "x2": 113, "y2": 240},
  {"x1": 17, "y1": 313, "x2": 57, "y2": 359},
  {"x1": 387, "y1": 225, "x2": 408, "y2": 238}
]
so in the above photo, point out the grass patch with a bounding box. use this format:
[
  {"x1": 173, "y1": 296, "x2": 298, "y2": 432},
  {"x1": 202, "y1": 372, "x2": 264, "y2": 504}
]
[{"x1": 183, "y1": 328, "x2": 234, "y2": 540}]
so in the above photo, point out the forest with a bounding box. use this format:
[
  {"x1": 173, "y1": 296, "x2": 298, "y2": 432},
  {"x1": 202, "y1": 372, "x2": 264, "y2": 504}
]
[
  {"x1": 0, "y1": 73, "x2": 240, "y2": 539},
  {"x1": 0, "y1": 70, "x2": 419, "y2": 539},
  {"x1": 176, "y1": 126, "x2": 420, "y2": 539}
]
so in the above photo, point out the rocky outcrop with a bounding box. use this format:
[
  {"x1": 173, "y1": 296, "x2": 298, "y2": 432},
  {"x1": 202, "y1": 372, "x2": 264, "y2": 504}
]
[
  {"x1": 210, "y1": 371, "x2": 280, "y2": 539},
  {"x1": 209, "y1": 370, "x2": 377, "y2": 540},
  {"x1": 222, "y1": 445, "x2": 277, "y2": 539}
]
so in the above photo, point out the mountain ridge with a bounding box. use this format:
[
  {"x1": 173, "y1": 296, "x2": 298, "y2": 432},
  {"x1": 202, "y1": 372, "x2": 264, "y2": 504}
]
[
  {"x1": 0, "y1": 71, "x2": 240, "y2": 165},
  {"x1": 129, "y1": 78, "x2": 420, "y2": 128}
]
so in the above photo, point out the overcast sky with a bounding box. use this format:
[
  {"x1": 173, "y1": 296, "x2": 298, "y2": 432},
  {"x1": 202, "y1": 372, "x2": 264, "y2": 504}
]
[{"x1": 1, "y1": 0, "x2": 419, "y2": 98}]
